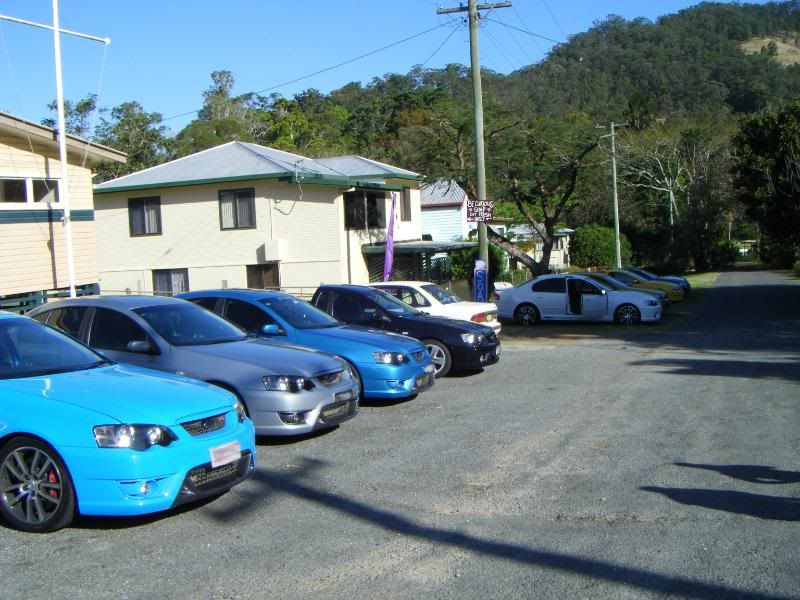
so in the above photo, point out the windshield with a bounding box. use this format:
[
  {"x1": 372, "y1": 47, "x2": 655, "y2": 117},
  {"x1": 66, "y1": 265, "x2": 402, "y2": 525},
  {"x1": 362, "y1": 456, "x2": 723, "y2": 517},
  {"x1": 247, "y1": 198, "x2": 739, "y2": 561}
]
[
  {"x1": 134, "y1": 303, "x2": 247, "y2": 346},
  {"x1": 364, "y1": 288, "x2": 421, "y2": 316},
  {"x1": 260, "y1": 296, "x2": 340, "y2": 329},
  {"x1": 422, "y1": 284, "x2": 460, "y2": 305},
  {"x1": 588, "y1": 274, "x2": 623, "y2": 290},
  {"x1": 0, "y1": 318, "x2": 109, "y2": 379},
  {"x1": 631, "y1": 268, "x2": 655, "y2": 280}
]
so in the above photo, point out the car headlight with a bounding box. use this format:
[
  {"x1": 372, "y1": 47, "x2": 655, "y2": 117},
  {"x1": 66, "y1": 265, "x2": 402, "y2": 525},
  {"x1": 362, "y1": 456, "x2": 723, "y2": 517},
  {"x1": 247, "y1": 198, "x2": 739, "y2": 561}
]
[
  {"x1": 460, "y1": 332, "x2": 485, "y2": 345},
  {"x1": 263, "y1": 375, "x2": 313, "y2": 392},
  {"x1": 93, "y1": 424, "x2": 177, "y2": 450},
  {"x1": 373, "y1": 351, "x2": 409, "y2": 365},
  {"x1": 234, "y1": 398, "x2": 247, "y2": 423},
  {"x1": 644, "y1": 299, "x2": 659, "y2": 307}
]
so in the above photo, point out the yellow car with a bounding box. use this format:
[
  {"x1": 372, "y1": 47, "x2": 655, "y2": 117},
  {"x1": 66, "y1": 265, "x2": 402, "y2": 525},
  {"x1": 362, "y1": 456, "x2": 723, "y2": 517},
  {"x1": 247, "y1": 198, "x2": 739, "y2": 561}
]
[{"x1": 603, "y1": 269, "x2": 685, "y2": 302}]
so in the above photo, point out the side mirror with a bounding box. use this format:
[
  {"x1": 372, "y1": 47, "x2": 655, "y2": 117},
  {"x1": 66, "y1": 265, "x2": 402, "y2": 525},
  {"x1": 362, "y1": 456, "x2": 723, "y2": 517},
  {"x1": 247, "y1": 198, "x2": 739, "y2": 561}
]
[
  {"x1": 261, "y1": 324, "x2": 284, "y2": 336},
  {"x1": 601, "y1": 289, "x2": 607, "y2": 295},
  {"x1": 127, "y1": 340, "x2": 155, "y2": 354}
]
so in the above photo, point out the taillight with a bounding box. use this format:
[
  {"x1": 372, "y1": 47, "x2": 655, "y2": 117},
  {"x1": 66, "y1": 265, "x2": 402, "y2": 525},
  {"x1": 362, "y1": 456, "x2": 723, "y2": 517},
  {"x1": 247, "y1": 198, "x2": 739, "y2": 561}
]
[{"x1": 471, "y1": 312, "x2": 487, "y2": 323}]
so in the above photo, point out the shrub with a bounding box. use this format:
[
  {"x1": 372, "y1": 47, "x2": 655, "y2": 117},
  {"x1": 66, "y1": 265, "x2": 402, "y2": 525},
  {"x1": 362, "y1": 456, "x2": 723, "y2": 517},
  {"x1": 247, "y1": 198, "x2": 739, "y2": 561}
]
[{"x1": 571, "y1": 225, "x2": 632, "y2": 268}]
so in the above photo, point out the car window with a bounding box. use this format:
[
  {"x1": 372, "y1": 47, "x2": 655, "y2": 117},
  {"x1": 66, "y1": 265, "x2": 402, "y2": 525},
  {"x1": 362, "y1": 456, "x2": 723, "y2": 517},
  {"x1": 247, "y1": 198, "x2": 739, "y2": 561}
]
[
  {"x1": 225, "y1": 299, "x2": 274, "y2": 334},
  {"x1": 259, "y1": 296, "x2": 339, "y2": 329},
  {"x1": 611, "y1": 272, "x2": 636, "y2": 284},
  {"x1": 47, "y1": 306, "x2": 88, "y2": 338},
  {"x1": 314, "y1": 290, "x2": 332, "y2": 312},
  {"x1": 362, "y1": 288, "x2": 419, "y2": 316},
  {"x1": 0, "y1": 319, "x2": 106, "y2": 380},
  {"x1": 134, "y1": 303, "x2": 247, "y2": 346},
  {"x1": 421, "y1": 284, "x2": 458, "y2": 305},
  {"x1": 331, "y1": 293, "x2": 374, "y2": 322},
  {"x1": 190, "y1": 297, "x2": 220, "y2": 312},
  {"x1": 532, "y1": 278, "x2": 565, "y2": 293},
  {"x1": 571, "y1": 279, "x2": 602, "y2": 294},
  {"x1": 90, "y1": 308, "x2": 152, "y2": 352}
]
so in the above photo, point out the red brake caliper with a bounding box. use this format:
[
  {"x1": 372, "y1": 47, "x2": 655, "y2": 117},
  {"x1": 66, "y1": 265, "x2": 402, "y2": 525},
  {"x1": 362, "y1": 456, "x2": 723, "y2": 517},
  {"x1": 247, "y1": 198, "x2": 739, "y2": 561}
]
[{"x1": 47, "y1": 470, "x2": 59, "y2": 498}]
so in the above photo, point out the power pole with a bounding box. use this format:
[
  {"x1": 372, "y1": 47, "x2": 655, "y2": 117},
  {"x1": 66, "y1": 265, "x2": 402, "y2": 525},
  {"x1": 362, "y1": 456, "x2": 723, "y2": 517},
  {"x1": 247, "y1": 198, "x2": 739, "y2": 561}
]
[
  {"x1": 0, "y1": 3, "x2": 110, "y2": 298},
  {"x1": 596, "y1": 122, "x2": 628, "y2": 269},
  {"x1": 437, "y1": 1, "x2": 511, "y2": 271}
]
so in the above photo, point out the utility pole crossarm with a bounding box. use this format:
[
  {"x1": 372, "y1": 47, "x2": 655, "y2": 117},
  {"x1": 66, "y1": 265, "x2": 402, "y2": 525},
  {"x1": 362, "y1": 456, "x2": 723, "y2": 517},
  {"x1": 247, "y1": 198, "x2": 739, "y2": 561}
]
[{"x1": 437, "y1": 2, "x2": 512, "y2": 14}]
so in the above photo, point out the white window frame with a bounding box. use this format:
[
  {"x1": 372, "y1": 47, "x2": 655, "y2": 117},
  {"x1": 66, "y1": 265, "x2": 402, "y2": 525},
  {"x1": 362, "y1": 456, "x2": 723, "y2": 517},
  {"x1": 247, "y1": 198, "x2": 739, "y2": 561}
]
[{"x1": 0, "y1": 176, "x2": 61, "y2": 208}]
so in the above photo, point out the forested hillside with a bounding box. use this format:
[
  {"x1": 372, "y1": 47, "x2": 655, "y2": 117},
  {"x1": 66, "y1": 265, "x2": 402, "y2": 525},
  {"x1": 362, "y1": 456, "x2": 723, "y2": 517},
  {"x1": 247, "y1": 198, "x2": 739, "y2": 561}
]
[{"x1": 63, "y1": 1, "x2": 800, "y2": 270}]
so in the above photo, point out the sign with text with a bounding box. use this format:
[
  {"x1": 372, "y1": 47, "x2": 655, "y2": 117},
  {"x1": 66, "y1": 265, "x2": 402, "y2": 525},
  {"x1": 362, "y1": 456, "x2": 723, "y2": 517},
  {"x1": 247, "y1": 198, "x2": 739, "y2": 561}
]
[
  {"x1": 474, "y1": 266, "x2": 488, "y2": 303},
  {"x1": 466, "y1": 199, "x2": 495, "y2": 222}
]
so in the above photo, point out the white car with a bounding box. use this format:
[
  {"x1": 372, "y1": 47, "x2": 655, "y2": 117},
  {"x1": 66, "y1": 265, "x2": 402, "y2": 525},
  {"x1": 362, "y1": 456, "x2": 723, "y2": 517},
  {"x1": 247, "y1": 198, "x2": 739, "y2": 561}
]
[
  {"x1": 367, "y1": 281, "x2": 502, "y2": 333},
  {"x1": 494, "y1": 274, "x2": 662, "y2": 325}
]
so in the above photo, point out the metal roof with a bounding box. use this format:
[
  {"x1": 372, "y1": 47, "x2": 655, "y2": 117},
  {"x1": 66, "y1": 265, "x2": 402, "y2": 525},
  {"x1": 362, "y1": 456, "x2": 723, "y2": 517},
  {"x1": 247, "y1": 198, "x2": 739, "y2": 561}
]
[
  {"x1": 420, "y1": 179, "x2": 466, "y2": 208},
  {"x1": 94, "y1": 142, "x2": 347, "y2": 193},
  {"x1": 361, "y1": 240, "x2": 476, "y2": 255},
  {"x1": 316, "y1": 156, "x2": 420, "y2": 180}
]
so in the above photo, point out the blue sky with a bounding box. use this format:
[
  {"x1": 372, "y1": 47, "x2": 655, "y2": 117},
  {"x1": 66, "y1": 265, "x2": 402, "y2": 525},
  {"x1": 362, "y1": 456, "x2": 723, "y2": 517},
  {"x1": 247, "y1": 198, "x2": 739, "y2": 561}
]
[{"x1": 0, "y1": 0, "x2": 770, "y2": 135}]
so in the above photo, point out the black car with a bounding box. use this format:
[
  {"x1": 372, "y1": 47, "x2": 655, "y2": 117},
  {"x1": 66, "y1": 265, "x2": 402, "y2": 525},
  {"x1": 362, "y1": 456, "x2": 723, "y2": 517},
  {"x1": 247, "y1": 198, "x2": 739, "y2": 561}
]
[{"x1": 311, "y1": 285, "x2": 500, "y2": 378}]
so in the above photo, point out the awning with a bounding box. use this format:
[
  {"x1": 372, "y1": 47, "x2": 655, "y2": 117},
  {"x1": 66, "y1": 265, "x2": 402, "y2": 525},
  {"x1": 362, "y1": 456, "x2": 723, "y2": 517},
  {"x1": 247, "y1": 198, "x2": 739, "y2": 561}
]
[{"x1": 361, "y1": 240, "x2": 477, "y2": 255}]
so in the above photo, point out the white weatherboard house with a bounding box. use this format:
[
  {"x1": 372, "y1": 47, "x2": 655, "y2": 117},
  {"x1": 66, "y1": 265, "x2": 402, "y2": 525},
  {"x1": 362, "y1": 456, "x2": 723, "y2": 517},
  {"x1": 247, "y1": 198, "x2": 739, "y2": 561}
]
[
  {"x1": 93, "y1": 143, "x2": 465, "y2": 295},
  {"x1": 0, "y1": 111, "x2": 126, "y2": 310}
]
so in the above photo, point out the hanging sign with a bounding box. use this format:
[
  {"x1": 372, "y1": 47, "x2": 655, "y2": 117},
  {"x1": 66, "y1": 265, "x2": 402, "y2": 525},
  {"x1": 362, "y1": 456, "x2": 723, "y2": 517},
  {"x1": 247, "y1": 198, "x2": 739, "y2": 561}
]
[{"x1": 466, "y1": 199, "x2": 494, "y2": 222}]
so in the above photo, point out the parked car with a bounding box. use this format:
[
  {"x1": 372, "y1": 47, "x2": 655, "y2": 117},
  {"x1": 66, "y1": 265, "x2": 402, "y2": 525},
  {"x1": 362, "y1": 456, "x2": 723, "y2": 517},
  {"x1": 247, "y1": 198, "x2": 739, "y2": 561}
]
[
  {"x1": 582, "y1": 272, "x2": 670, "y2": 308},
  {"x1": 494, "y1": 274, "x2": 662, "y2": 325},
  {"x1": 366, "y1": 281, "x2": 501, "y2": 334},
  {"x1": 602, "y1": 269, "x2": 684, "y2": 302},
  {"x1": 28, "y1": 296, "x2": 359, "y2": 436},
  {"x1": 626, "y1": 267, "x2": 691, "y2": 296},
  {"x1": 0, "y1": 312, "x2": 255, "y2": 532},
  {"x1": 310, "y1": 285, "x2": 500, "y2": 378},
  {"x1": 178, "y1": 289, "x2": 435, "y2": 400}
]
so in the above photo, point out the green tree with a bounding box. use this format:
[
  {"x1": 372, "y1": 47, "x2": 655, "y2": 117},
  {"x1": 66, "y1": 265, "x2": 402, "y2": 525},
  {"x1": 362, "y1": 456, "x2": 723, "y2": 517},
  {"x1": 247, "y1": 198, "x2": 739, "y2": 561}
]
[
  {"x1": 42, "y1": 93, "x2": 97, "y2": 138},
  {"x1": 94, "y1": 101, "x2": 173, "y2": 181},
  {"x1": 732, "y1": 101, "x2": 800, "y2": 266},
  {"x1": 570, "y1": 224, "x2": 632, "y2": 268}
]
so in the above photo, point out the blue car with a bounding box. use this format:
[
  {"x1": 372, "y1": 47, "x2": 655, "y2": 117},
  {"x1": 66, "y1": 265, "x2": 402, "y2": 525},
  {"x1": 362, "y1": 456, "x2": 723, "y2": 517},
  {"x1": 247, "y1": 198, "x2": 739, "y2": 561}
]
[
  {"x1": 178, "y1": 289, "x2": 436, "y2": 400},
  {"x1": 0, "y1": 312, "x2": 255, "y2": 533}
]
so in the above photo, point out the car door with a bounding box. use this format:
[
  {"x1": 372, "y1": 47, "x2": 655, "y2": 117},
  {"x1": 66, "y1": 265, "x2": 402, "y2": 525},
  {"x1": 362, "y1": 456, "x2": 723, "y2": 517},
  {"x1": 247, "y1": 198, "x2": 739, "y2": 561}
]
[
  {"x1": 87, "y1": 307, "x2": 165, "y2": 371},
  {"x1": 329, "y1": 292, "x2": 385, "y2": 329},
  {"x1": 529, "y1": 277, "x2": 568, "y2": 317},
  {"x1": 574, "y1": 279, "x2": 608, "y2": 320}
]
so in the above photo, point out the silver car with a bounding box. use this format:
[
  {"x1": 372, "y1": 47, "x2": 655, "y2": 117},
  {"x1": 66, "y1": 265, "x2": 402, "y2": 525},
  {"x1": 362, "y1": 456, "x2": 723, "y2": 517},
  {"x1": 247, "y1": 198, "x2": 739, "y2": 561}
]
[{"x1": 28, "y1": 296, "x2": 359, "y2": 436}]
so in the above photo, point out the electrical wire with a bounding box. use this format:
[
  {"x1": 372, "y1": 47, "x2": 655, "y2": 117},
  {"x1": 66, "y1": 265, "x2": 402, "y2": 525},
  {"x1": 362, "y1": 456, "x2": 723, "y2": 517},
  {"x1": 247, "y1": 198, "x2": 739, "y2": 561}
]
[
  {"x1": 485, "y1": 17, "x2": 564, "y2": 45},
  {"x1": 420, "y1": 17, "x2": 464, "y2": 67}
]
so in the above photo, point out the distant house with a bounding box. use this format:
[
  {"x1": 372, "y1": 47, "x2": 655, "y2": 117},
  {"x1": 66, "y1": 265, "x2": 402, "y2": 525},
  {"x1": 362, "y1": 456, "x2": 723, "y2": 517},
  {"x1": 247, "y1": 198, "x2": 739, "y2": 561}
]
[
  {"x1": 92, "y1": 143, "x2": 468, "y2": 294},
  {"x1": 420, "y1": 179, "x2": 509, "y2": 241},
  {"x1": 507, "y1": 224, "x2": 574, "y2": 273},
  {"x1": 0, "y1": 111, "x2": 126, "y2": 311}
]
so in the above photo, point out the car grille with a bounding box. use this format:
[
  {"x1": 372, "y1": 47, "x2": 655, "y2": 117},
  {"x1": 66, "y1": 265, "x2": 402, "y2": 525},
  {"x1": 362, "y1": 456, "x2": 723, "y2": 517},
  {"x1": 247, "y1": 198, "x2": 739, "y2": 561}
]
[
  {"x1": 412, "y1": 350, "x2": 426, "y2": 361},
  {"x1": 181, "y1": 413, "x2": 226, "y2": 436},
  {"x1": 186, "y1": 451, "x2": 252, "y2": 492}
]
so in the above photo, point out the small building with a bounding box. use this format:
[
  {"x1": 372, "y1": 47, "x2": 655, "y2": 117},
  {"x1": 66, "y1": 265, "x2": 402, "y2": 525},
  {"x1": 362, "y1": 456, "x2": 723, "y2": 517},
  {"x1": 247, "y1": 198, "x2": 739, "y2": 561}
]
[
  {"x1": 420, "y1": 179, "x2": 510, "y2": 241},
  {"x1": 92, "y1": 143, "x2": 441, "y2": 295},
  {"x1": 506, "y1": 224, "x2": 574, "y2": 273},
  {"x1": 0, "y1": 111, "x2": 126, "y2": 311}
]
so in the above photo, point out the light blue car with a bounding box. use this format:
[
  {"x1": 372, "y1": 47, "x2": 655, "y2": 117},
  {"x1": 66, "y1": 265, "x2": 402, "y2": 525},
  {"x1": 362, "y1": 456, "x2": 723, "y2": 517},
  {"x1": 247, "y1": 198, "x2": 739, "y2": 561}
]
[
  {"x1": 178, "y1": 289, "x2": 436, "y2": 400},
  {"x1": 0, "y1": 312, "x2": 255, "y2": 532}
]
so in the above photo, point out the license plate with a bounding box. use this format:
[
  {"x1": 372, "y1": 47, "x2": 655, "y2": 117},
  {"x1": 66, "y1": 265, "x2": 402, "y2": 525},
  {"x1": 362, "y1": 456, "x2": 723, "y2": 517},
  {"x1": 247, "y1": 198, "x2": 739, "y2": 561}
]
[
  {"x1": 415, "y1": 374, "x2": 431, "y2": 388},
  {"x1": 424, "y1": 363, "x2": 435, "y2": 374},
  {"x1": 323, "y1": 402, "x2": 349, "y2": 420},
  {"x1": 335, "y1": 390, "x2": 354, "y2": 402},
  {"x1": 210, "y1": 441, "x2": 241, "y2": 468}
]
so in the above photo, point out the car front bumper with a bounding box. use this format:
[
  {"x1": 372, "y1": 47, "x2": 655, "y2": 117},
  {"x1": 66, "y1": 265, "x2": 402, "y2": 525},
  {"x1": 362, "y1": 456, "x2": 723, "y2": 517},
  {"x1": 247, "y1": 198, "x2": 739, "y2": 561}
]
[
  {"x1": 64, "y1": 414, "x2": 256, "y2": 517},
  {"x1": 359, "y1": 360, "x2": 436, "y2": 399},
  {"x1": 641, "y1": 306, "x2": 662, "y2": 322},
  {"x1": 448, "y1": 340, "x2": 501, "y2": 370}
]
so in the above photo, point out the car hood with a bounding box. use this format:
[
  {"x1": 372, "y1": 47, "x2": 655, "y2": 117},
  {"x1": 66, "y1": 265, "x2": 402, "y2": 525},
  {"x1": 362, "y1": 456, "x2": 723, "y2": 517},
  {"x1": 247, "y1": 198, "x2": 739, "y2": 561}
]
[
  {"x1": 397, "y1": 313, "x2": 495, "y2": 335},
  {"x1": 4, "y1": 364, "x2": 235, "y2": 425},
  {"x1": 297, "y1": 325, "x2": 425, "y2": 352},
  {"x1": 182, "y1": 338, "x2": 343, "y2": 376}
]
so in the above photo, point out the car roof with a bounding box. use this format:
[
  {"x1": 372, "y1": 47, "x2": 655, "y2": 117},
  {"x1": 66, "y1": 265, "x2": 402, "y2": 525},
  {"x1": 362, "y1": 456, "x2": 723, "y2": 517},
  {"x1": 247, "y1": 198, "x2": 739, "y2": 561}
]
[
  {"x1": 181, "y1": 288, "x2": 294, "y2": 302},
  {"x1": 0, "y1": 310, "x2": 25, "y2": 321},
  {"x1": 368, "y1": 281, "x2": 432, "y2": 287},
  {"x1": 29, "y1": 295, "x2": 191, "y2": 312}
]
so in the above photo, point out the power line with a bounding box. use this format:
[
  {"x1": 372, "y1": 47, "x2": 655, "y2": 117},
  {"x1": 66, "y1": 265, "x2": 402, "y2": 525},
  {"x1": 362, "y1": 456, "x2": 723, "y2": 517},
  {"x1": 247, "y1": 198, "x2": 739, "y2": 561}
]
[
  {"x1": 485, "y1": 17, "x2": 563, "y2": 45},
  {"x1": 161, "y1": 20, "x2": 460, "y2": 123},
  {"x1": 421, "y1": 19, "x2": 465, "y2": 67},
  {"x1": 539, "y1": 0, "x2": 568, "y2": 40}
]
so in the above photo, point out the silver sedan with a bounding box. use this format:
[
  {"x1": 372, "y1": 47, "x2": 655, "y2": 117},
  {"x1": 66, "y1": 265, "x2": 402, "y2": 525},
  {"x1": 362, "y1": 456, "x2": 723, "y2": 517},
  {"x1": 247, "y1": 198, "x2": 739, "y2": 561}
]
[{"x1": 29, "y1": 296, "x2": 359, "y2": 436}]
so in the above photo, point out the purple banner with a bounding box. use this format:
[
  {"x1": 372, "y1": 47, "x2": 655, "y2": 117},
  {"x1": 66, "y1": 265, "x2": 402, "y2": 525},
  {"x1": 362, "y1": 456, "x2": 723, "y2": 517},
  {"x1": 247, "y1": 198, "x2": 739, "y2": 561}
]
[{"x1": 383, "y1": 192, "x2": 397, "y2": 281}]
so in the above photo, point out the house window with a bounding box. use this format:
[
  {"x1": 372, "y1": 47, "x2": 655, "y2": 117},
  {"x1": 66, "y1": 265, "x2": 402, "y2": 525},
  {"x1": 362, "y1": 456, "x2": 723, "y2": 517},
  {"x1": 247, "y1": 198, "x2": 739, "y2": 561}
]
[
  {"x1": 400, "y1": 188, "x2": 411, "y2": 221},
  {"x1": 219, "y1": 188, "x2": 256, "y2": 230},
  {"x1": 0, "y1": 177, "x2": 59, "y2": 204},
  {"x1": 152, "y1": 268, "x2": 189, "y2": 296},
  {"x1": 128, "y1": 197, "x2": 162, "y2": 236},
  {"x1": 344, "y1": 190, "x2": 385, "y2": 229}
]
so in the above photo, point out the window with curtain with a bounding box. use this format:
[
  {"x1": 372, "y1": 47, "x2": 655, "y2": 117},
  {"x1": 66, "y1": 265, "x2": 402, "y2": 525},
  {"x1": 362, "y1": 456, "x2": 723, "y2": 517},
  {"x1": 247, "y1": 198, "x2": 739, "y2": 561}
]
[
  {"x1": 400, "y1": 188, "x2": 412, "y2": 221},
  {"x1": 152, "y1": 268, "x2": 189, "y2": 296},
  {"x1": 219, "y1": 188, "x2": 256, "y2": 230},
  {"x1": 344, "y1": 190, "x2": 385, "y2": 229},
  {"x1": 128, "y1": 197, "x2": 162, "y2": 236}
]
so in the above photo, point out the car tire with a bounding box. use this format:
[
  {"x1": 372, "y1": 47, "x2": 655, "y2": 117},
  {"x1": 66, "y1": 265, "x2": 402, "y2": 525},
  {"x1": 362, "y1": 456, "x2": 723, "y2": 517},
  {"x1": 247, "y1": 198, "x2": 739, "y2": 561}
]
[
  {"x1": 614, "y1": 304, "x2": 641, "y2": 326},
  {"x1": 0, "y1": 436, "x2": 76, "y2": 533},
  {"x1": 514, "y1": 303, "x2": 540, "y2": 326},
  {"x1": 422, "y1": 339, "x2": 452, "y2": 378}
]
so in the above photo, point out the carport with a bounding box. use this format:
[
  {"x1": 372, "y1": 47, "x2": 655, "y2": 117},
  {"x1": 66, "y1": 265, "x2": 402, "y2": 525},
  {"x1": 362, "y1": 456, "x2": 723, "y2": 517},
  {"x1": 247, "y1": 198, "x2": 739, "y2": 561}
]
[{"x1": 362, "y1": 240, "x2": 476, "y2": 282}]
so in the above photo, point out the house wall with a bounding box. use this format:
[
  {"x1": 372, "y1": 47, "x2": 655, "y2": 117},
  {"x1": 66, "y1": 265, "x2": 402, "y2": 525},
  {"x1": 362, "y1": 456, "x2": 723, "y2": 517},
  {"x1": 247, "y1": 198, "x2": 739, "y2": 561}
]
[
  {"x1": 94, "y1": 180, "x2": 347, "y2": 294},
  {"x1": 0, "y1": 135, "x2": 98, "y2": 295},
  {"x1": 421, "y1": 205, "x2": 467, "y2": 241}
]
